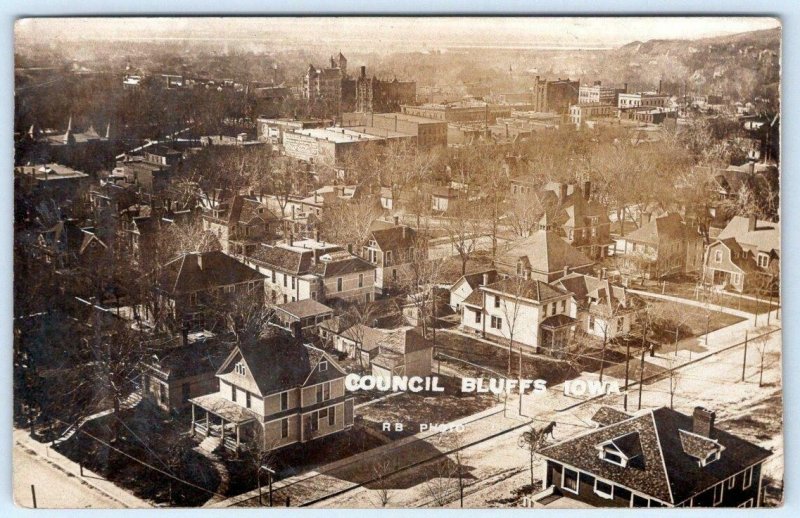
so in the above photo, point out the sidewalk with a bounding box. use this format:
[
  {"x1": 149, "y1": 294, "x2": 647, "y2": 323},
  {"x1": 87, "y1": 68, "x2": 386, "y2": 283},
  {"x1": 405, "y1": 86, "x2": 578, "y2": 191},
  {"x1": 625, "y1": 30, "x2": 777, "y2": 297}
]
[{"x1": 13, "y1": 429, "x2": 153, "y2": 508}]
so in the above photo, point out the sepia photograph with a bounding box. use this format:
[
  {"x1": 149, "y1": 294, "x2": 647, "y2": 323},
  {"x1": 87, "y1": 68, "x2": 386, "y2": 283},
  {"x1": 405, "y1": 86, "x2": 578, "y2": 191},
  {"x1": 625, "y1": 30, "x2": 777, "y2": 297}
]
[{"x1": 12, "y1": 16, "x2": 782, "y2": 509}]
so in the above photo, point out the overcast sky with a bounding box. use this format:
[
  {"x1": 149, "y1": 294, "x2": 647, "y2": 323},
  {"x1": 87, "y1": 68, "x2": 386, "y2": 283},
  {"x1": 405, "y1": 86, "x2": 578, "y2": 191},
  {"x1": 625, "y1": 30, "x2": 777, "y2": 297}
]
[{"x1": 16, "y1": 17, "x2": 780, "y2": 48}]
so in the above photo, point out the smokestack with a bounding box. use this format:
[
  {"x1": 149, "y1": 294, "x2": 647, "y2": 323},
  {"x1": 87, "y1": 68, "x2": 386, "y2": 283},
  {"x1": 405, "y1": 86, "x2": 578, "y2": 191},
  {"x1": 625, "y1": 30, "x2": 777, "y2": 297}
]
[
  {"x1": 360, "y1": 65, "x2": 366, "y2": 78},
  {"x1": 658, "y1": 79, "x2": 662, "y2": 94},
  {"x1": 748, "y1": 214, "x2": 757, "y2": 232},
  {"x1": 692, "y1": 407, "x2": 716, "y2": 438},
  {"x1": 583, "y1": 180, "x2": 591, "y2": 200}
]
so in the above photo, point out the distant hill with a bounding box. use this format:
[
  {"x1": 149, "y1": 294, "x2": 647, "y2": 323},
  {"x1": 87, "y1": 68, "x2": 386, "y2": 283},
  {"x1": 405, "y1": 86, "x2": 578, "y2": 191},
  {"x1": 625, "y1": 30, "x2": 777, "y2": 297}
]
[{"x1": 603, "y1": 27, "x2": 780, "y2": 104}]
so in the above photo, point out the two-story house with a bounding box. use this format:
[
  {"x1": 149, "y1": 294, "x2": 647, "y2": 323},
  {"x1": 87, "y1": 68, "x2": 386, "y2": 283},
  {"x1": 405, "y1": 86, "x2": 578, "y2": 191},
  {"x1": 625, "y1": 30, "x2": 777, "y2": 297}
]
[
  {"x1": 449, "y1": 269, "x2": 500, "y2": 311},
  {"x1": 497, "y1": 230, "x2": 595, "y2": 283},
  {"x1": 202, "y1": 195, "x2": 280, "y2": 256},
  {"x1": 540, "y1": 181, "x2": 613, "y2": 260},
  {"x1": 460, "y1": 277, "x2": 576, "y2": 357},
  {"x1": 156, "y1": 251, "x2": 266, "y2": 330},
  {"x1": 703, "y1": 215, "x2": 780, "y2": 293},
  {"x1": 614, "y1": 213, "x2": 704, "y2": 281},
  {"x1": 362, "y1": 218, "x2": 418, "y2": 294},
  {"x1": 534, "y1": 406, "x2": 771, "y2": 508},
  {"x1": 244, "y1": 238, "x2": 377, "y2": 305},
  {"x1": 189, "y1": 328, "x2": 355, "y2": 453},
  {"x1": 554, "y1": 273, "x2": 643, "y2": 341}
]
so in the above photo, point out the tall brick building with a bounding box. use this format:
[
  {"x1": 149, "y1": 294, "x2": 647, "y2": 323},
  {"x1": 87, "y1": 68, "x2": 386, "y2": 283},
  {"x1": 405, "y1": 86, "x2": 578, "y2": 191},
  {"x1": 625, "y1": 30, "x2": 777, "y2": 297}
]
[
  {"x1": 532, "y1": 76, "x2": 579, "y2": 114},
  {"x1": 354, "y1": 65, "x2": 416, "y2": 113}
]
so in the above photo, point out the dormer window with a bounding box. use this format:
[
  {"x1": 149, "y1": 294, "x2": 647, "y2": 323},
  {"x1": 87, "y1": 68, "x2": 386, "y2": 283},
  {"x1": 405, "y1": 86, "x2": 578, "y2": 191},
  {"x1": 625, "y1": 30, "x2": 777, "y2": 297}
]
[
  {"x1": 600, "y1": 446, "x2": 627, "y2": 467},
  {"x1": 319, "y1": 361, "x2": 328, "y2": 372},
  {"x1": 235, "y1": 361, "x2": 246, "y2": 376}
]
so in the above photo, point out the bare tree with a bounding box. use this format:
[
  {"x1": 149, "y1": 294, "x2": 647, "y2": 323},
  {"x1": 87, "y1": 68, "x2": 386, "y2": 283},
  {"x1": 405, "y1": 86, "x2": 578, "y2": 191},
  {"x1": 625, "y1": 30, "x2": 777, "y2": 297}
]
[
  {"x1": 320, "y1": 196, "x2": 383, "y2": 249},
  {"x1": 443, "y1": 202, "x2": 484, "y2": 275},
  {"x1": 517, "y1": 423, "x2": 553, "y2": 490},
  {"x1": 370, "y1": 457, "x2": 393, "y2": 508}
]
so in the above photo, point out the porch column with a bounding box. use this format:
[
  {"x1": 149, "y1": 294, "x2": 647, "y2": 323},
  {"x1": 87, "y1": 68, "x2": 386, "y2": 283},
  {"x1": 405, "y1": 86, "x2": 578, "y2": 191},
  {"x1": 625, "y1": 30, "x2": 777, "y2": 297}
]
[
  {"x1": 236, "y1": 425, "x2": 240, "y2": 449},
  {"x1": 551, "y1": 329, "x2": 555, "y2": 356},
  {"x1": 221, "y1": 417, "x2": 226, "y2": 442},
  {"x1": 191, "y1": 404, "x2": 196, "y2": 436},
  {"x1": 205, "y1": 411, "x2": 210, "y2": 437}
]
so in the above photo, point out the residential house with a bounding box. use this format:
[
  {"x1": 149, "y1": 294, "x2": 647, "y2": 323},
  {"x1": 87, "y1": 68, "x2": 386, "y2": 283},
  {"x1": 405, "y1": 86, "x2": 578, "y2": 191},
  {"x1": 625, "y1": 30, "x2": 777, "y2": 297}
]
[
  {"x1": 202, "y1": 195, "x2": 280, "y2": 256},
  {"x1": 497, "y1": 230, "x2": 595, "y2": 283},
  {"x1": 614, "y1": 213, "x2": 705, "y2": 280},
  {"x1": 244, "y1": 238, "x2": 377, "y2": 305},
  {"x1": 703, "y1": 215, "x2": 780, "y2": 293},
  {"x1": 449, "y1": 269, "x2": 500, "y2": 311},
  {"x1": 362, "y1": 218, "x2": 418, "y2": 294},
  {"x1": 142, "y1": 333, "x2": 230, "y2": 412},
  {"x1": 272, "y1": 298, "x2": 334, "y2": 338},
  {"x1": 189, "y1": 329, "x2": 355, "y2": 453},
  {"x1": 554, "y1": 273, "x2": 643, "y2": 341},
  {"x1": 156, "y1": 251, "x2": 266, "y2": 330},
  {"x1": 534, "y1": 406, "x2": 771, "y2": 508},
  {"x1": 460, "y1": 277, "x2": 576, "y2": 357},
  {"x1": 540, "y1": 181, "x2": 613, "y2": 260}
]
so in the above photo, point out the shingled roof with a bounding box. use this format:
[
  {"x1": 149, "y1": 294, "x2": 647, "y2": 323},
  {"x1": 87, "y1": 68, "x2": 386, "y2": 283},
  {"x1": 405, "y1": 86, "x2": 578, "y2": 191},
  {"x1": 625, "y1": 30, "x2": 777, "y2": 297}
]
[
  {"x1": 539, "y1": 407, "x2": 772, "y2": 505},
  {"x1": 369, "y1": 224, "x2": 416, "y2": 252},
  {"x1": 159, "y1": 251, "x2": 265, "y2": 295},
  {"x1": 625, "y1": 213, "x2": 688, "y2": 246},
  {"x1": 499, "y1": 230, "x2": 594, "y2": 275},
  {"x1": 482, "y1": 277, "x2": 570, "y2": 304}
]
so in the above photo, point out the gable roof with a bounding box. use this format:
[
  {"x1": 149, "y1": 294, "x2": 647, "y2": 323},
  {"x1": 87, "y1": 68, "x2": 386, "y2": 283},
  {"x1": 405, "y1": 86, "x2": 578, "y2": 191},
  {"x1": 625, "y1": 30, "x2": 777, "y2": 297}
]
[
  {"x1": 555, "y1": 273, "x2": 641, "y2": 316},
  {"x1": 159, "y1": 251, "x2": 265, "y2": 295},
  {"x1": 313, "y1": 253, "x2": 375, "y2": 277},
  {"x1": 276, "y1": 298, "x2": 334, "y2": 320},
  {"x1": 625, "y1": 213, "x2": 688, "y2": 245},
  {"x1": 482, "y1": 277, "x2": 570, "y2": 304},
  {"x1": 718, "y1": 216, "x2": 780, "y2": 255},
  {"x1": 370, "y1": 225, "x2": 416, "y2": 252},
  {"x1": 499, "y1": 230, "x2": 594, "y2": 275},
  {"x1": 455, "y1": 269, "x2": 500, "y2": 291},
  {"x1": 539, "y1": 407, "x2": 772, "y2": 505}
]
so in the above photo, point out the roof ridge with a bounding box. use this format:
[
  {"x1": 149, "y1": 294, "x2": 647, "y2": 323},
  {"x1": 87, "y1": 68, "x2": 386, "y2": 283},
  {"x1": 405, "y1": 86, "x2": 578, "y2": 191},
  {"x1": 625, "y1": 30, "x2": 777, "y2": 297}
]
[{"x1": 650, "y1": 408, "x2": 676, "y2": 504}]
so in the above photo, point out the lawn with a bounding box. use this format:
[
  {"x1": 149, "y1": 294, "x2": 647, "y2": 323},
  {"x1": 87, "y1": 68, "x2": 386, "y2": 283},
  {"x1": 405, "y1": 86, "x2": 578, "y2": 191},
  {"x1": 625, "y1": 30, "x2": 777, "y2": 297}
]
[
  {"x1": 635, "y1": 277, "x2": 779, "y2": 314},
  {"x1": 356, "y1": 374, "x2": 497, "y2": 440},
  {"x1": 645, "y1": 298, "x2": 745, "y2": 345},
  {"x1": 54, "y1": 402, "x2": 219, "y2": 506}
]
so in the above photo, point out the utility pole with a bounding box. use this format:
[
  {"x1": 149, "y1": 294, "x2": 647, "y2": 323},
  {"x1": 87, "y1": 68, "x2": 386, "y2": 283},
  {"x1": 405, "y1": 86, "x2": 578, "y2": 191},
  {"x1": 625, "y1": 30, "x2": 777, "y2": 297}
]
[
  {"x1": 742, "y1": 331, "x2": 749, "y2": 382},
  {"x1": 30, "y1": 485, "x2": 37, "y2": 508},
  {"x1": 623, "y1": 338, "x2": 631, "y2": 411},
  {"x1": 637, "y1": 315, "x2": 648, "y2": 410}
]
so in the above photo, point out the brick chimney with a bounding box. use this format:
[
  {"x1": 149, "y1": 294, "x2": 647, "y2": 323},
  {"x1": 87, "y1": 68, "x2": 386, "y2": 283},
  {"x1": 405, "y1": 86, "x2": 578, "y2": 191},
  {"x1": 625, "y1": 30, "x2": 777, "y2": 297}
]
[
  {"x1": 692, "y1": 407, "x2": 716, "y2": 438},
  {"x1": 748, "y1": 214, "x2": 757, "y2": 232},
  {"x1": 583, "y1": 180, "x2": 591, "y2": 200},
  {"x1": 195, "y1": 252, "x2": 203, "y2": 270},
  {"x1": 394, "y1": 215, "x2": 400, "y2": 226},
  {"x1": 559, "y1": 183, "x2": 568, "y2": 201},
  {"x1": 291, "y1": 320, "x2": 303, "y2": 340},
  {"x1": 482, "y1": 272, "x2": 489, "y2": 286}
]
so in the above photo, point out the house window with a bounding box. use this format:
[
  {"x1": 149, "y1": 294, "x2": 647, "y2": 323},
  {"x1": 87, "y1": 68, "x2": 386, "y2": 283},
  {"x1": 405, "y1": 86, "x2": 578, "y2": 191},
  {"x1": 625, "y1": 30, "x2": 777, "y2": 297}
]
[
  {"x1": 588, "y1": 315, "x2": 596, "y2": 332},
  {"x1": 323, "y1": 382, "x2": 331, "y2": 401},
  {"x1": 319, "y1": 408, "x2": 328, "y2": 420},
  {"x1": 280, "y1": 391, "x2": 288, "y2": 411},
  {"x1": 291, "y1": 276, "x2": 296, "y2": 289},
  {"x1": 310, "y1": 412, "x2": 319, "y2": 432},
  {"x1": 392, "y1": 269, "x2": 397, "y2": 281},
  {"x1": 743, "y1": 467, "x2": 754, "y2": 489},
  {"x1": 490, "y1": 316, "x2": 502, "y2": 330},
  {"x1": 316, "y1": 384, "x2": 323, "y2": 403},
  {"x1": 562, "y1": 467, "x2": 579, "y2": 494},
  {"x1": 475, "y1": 311, "x2": 482, "y2": 324},
  {"x1": 386, "y1": 251, "x2": 393, "y2": 265},
  {"x1": 728, "y1": 475, "x2": 736, "y2": 490},
  {"x1": 329, "y1": 406, "x2": 336, "y2": 426},
  {"x1": 560, "y1": 300, "x2": 566, "y2": 313},
  {"x1": 738, "y1": 499, "x2": 754, "y2": 508},
  {"x1": 631, "y1": 494, "x2": 649, "y2": 507},
  {"x1": 594, "y1": 479, "x2": 613, "y2": 499},
  {"x1": 601, "y1": 449, "x2": 625, "y2": 466},
  {"x1": 337, "y1": 278, "x2": 343, "y2": 292},
  {"x1": 713, "y1": 483, "x2": 724, "y2": 506},
  {"x1": 732, "y1": 273, "x2": 741, "y2": 285},
  {"x1": 235, "y1": 361, "x2": 246, "y2": 376},
  {"x1": 283, "y1": 274, "x2": 288, "y2": 287},
  {"x1": 758, "y1": 253, "x2": 769, "y2": 268},
  {"x1": 159, "y1": 383, "x2": 167, "y2": 405},
  {"x1": 358, "y1": 274, "x2": 364, "y2": 288},
  {"x1": 245, "y1": 391, "x2": 251, "y2": 409},
  {"x1": 494, "y1": 295, "x2": 501, "y2": 308},
  {"x1": 182, "y1": 383, "x2": 190, "y2": 400},
  {"x1": 319, "y1": 361, "x2": 328, "y2": 372},
  {"x1": 715, "y1": 250, "x2": 723, "y2": 263}
]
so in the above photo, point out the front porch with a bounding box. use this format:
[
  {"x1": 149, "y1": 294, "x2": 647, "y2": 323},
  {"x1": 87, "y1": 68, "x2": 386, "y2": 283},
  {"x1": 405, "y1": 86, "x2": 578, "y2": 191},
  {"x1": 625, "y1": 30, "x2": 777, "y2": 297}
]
[
  {"x1": 538, "y1": 315, "x2": 577, "y2": 359},
  {"x1": 189, "y1": 393, "x2": 259, "y2": 453}
]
